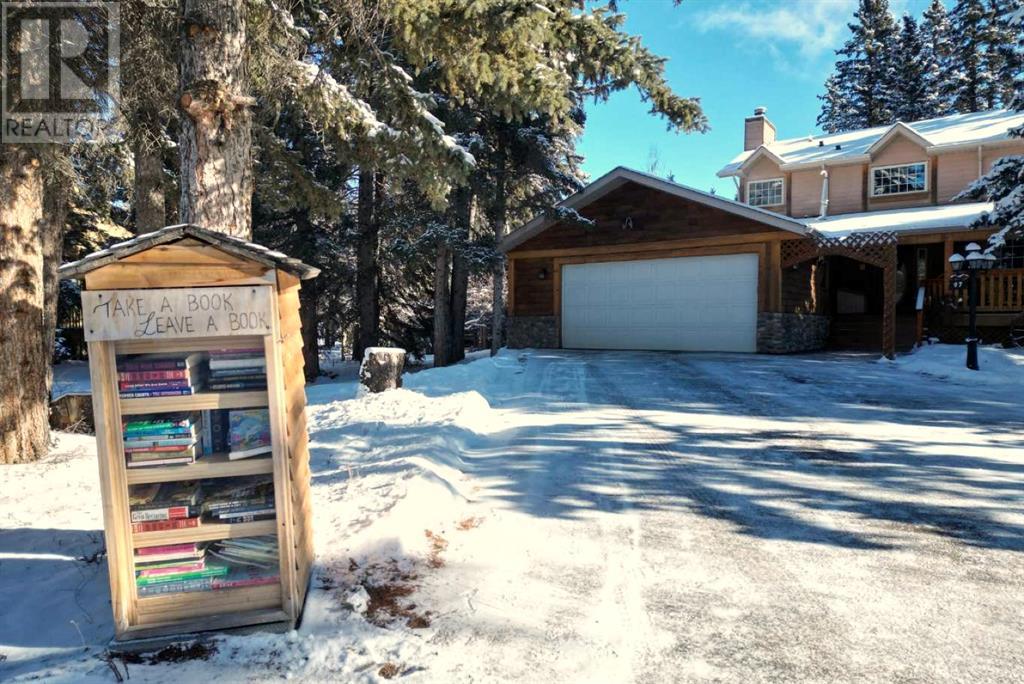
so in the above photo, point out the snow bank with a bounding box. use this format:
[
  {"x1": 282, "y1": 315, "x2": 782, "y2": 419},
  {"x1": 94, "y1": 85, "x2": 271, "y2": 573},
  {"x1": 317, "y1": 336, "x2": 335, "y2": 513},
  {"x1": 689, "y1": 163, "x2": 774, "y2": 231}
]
[{"x1": 885, "y1": 343, "x2": 1024, "y2": 385}]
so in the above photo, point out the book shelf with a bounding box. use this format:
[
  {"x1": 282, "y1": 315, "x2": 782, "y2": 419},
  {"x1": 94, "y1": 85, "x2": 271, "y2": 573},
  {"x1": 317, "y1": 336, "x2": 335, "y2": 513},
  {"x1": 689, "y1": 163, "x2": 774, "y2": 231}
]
[{"x1": 60, "y1": 226, "x2": 318, "y2": 642}]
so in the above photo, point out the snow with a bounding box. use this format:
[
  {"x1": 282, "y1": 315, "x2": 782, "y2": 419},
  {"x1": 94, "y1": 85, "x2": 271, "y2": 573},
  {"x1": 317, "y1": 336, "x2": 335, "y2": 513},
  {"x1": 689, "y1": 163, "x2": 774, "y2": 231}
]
[
  {"x1": 719, "y1": 109, "x2": 1024, "y2": 176},
  {"x1": 4, "y1": 347, "x2": 1024, "y2": 681},
  {"x1": 804, "y1": 200, "x2": 995, "y2": 238},
  {"x1": 884, "y1": 342, "x2": 1024, "y2": 384}
]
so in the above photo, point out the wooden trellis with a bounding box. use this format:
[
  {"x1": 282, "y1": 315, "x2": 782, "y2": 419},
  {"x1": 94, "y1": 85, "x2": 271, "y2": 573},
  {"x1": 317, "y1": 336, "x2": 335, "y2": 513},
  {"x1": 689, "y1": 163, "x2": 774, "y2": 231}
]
[{"x1": 781, "y1": 231, "x2": 899, "y2": 358}]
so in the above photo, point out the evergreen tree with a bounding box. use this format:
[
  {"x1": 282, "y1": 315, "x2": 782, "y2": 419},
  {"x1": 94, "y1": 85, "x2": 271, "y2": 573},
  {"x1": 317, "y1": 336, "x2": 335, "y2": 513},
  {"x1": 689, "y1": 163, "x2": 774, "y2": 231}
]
[
  {"x1": 957, "y1": 5, "x2": 1024, "y2": 244},
  {"x1": 921, "y1": 0, "x2": 959, "y2": 116},
  {"x1": 986, "y1": 0, "x2": 1024, "y2": 108},
  {"x1": 891, "y1": 15, "x2": 938, "y2": 121},
  {"x1": 817, "y1": 0, "x2": 899, "y2": 133},
  {"x1": 950, "y1": 0, "x2": 996, "y2": 112}
]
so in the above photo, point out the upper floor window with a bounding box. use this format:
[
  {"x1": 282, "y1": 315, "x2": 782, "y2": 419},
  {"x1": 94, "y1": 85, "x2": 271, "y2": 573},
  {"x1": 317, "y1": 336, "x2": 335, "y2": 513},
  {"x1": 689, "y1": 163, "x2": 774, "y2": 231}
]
[
  {"x1": 747, "y1": 178, "x2": 784, "y2": 207},
  {"x1": 871, "y1": 162, "x2": 927, "y2": 197}
]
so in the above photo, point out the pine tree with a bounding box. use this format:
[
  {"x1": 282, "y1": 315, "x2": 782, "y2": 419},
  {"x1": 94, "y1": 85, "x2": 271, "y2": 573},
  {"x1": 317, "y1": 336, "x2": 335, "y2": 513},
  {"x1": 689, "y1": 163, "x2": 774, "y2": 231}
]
[
  {"x1": 950, "y1": 0, "x2": 996, "y2": 112},
  {"x1": 891, "y1": 15, "x2": 938, "y2": 121},
  {"x1": 986, "y1": 0, "x2": 1024, "y2": 108},
  {"x1": 921, "y1": 0, "x2": 959, "y2": 116},
  {"x1": 957, "y1": 5, "x2": 1024, "y2": 244},
  {"x1": 817, "y1": 0, "x2": 900, "y2": 133}
]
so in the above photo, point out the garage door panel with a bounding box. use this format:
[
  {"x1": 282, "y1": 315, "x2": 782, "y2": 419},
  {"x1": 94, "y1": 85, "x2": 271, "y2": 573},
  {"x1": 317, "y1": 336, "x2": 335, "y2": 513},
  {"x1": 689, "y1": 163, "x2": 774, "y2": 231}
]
[{"x1": 561, "y1": 254, "x2": 758, "y2": 352}]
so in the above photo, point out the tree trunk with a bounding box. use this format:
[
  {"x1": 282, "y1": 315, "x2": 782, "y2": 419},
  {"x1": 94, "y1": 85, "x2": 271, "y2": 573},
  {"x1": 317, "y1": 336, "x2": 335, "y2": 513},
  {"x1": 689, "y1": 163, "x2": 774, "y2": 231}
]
[
  {"x1": 133, "y1": 130, "x2": 166, "y2": 233},
  {"x1": 0, "y1": 147, "x2": 49, "y2": 464},
  {"x1": 42, "y1": 169, "x2": 67, "y2": 401},
  {"x1": 449, "y1": 188, "x2": 474, "y2": 363},
  {"x1": 354, "y1": 167, "x2": 379, "y2": 359},
  {"x1": 178, "y1": 0, "x2": 253, "y2": 237},
  {"x1": 490, "y1": 162, "x2": 509, "y2": 355},
  {"x1": 450, "y1": 249, "x2": 469, "y2": 362},
  {"x1": 433, "y1": 245, "x2": 452, "y2": 368},
  {"x1": 299, "y1": 275, "x2": 320, "y2": 380}
]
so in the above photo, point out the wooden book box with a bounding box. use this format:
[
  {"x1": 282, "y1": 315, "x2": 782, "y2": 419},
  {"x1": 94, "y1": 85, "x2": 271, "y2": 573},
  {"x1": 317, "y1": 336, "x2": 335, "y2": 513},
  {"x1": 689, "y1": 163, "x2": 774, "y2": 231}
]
[{"x1": 59, "y1": 225, "x2": 319, "y2": 641}]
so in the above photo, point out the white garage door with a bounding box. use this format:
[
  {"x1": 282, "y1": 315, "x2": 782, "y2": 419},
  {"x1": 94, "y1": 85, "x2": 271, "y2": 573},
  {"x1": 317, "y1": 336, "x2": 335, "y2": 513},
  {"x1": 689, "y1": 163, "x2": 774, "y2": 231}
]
[{"x1": 560, "y1": 253, "x2": 759, "y2": 352}]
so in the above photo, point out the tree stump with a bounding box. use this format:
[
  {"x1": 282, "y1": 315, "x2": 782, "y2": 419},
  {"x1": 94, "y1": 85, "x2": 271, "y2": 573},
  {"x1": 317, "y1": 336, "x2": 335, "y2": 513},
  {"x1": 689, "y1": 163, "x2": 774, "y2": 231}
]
[{"x1": 359, "y1": 347, "x2": 406, "y2": 394}]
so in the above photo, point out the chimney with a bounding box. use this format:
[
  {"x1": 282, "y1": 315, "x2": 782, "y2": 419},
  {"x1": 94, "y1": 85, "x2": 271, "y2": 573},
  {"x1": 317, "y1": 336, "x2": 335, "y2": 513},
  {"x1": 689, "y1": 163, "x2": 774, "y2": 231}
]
[{"x1": 744, "y1": 106, "x2": 776, "y2": 151}]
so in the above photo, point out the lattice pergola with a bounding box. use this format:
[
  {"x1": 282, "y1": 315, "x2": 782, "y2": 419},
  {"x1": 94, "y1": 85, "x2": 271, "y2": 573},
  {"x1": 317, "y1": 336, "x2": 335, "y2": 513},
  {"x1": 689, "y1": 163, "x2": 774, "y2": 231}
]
[{"x1": 781, "y1": 231, "x2": 899, "y2": 358}]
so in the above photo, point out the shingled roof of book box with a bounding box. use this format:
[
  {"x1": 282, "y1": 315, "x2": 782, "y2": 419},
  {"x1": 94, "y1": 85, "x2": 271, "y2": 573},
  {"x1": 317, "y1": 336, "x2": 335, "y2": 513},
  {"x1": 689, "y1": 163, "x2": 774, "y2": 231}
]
[{"x1": 58, "y1": 224, "x2": 320, "y2": 280}]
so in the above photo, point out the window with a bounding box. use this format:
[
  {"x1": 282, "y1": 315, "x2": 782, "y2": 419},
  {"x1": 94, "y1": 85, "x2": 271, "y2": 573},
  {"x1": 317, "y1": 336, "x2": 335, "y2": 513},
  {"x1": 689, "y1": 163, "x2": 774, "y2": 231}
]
[
  {"x1": 747, "y1": 178, "x2": 784, "y2": 207},
  {"x1": 871, "y1": 162, "x2": 927, "y2": 197},
  {"x1": 996, "y1": 239, "x2": 1024, "y2": 269}
]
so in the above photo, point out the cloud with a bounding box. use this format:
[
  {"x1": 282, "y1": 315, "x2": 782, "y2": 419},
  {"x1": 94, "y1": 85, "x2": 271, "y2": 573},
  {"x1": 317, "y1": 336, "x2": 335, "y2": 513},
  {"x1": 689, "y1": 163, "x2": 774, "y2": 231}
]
[{"x1": 694, "y1": 0, "x2": 858, "y2": 62}]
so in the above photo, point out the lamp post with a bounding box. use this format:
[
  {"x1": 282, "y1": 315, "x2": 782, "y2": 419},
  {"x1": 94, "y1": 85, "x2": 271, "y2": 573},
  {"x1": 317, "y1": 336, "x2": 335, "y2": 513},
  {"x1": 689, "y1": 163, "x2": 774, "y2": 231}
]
[{"x1": 949, "y1": 242, "x2": 997, "y2": 370}]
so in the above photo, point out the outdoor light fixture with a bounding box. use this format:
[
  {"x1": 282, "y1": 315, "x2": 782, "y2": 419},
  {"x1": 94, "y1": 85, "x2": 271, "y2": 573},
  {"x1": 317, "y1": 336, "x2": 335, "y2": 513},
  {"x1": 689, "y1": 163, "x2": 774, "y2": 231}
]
[
  {"x1": 537, "y1": 267, "x2": 548, "y2": 280},
  {"x1": 948, "y1": 242, "x2": 998, "y2": 370}
]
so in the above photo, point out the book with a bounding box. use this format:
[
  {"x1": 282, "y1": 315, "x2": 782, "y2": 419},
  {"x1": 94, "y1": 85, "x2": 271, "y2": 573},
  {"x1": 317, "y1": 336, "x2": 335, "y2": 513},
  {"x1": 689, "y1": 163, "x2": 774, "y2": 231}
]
[
  {"x1": 126, "y1": 456, "x2": 194, "y2": 468},
  {"x1": 208, "y1": 368, "x2": 266, "y2": 379},
  {"x1": 118, "y1": 352, "x2": 204, "y2": 372},
  {"x1": 123, "y1": 437, "x2": 197, "y2": 449},
  {"x1": 120, "y1": 388, "x2": 197, "y2": 398},
  {"x1": 212, "y1": 566, "x2": 280, "y2": 590},
  {"x1": 208, "y1": 536, "x2": 278, "y2": 569},
  {"x1": 135, "y1": 564, "x2": 229, "y2": 586},
  {"x1": 227, "y1": 409, "x2": 271, "y2": 460},
  {"x1": 131, "y1": 517, "x2": 199, "y2": 534},
  {"x1": 136, "y1": 561, "x2": 206, "y2": 578},
  {"x1": 135, "y1": 542, "x2": 199, "y2": 558},
  {"x1": 227, "y1": 445, "x2": 272, "y2": 460},
  {"x1": 118, "y1": 380, "x2": 192, "y2": 392},
  {"x1": 217, "y1": 506, "x2": 275, "y2": 520},
  {"x1": 208, "y1": 381, "x2": 266, "y2": 391},
  {"x1": 209, "y1": 357, "x2": 266, "y2": 371},
  {"x1": 118, "y1": 369, "x2": 191, "y2": 382},
  {"x1": 123, "y1": 414, "x2": 195, "y2": 433},
  {"x1": 131, "y1": 505, "x2": 194, "y2": 522},
  {"x1": 136, "y1": 577, "x2": 214, "y2": 596}
]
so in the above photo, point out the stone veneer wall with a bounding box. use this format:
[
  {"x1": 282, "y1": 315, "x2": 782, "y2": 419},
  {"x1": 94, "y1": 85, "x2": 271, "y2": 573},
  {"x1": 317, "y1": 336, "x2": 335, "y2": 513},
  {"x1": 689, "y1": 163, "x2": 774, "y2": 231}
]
[
  {"x1": 506, "y1": 316, "x2": 559, "y2": 348},
  {"x1": 757, "y1": 312, "x2": 829, "y2": 354}
]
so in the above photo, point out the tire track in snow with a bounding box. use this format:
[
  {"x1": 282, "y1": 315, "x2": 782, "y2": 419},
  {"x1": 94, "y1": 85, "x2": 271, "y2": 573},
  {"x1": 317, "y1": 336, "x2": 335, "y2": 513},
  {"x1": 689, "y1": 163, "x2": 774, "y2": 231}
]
[{"x1": 582, "y1": 354, "x2": 860, "y2": 682}]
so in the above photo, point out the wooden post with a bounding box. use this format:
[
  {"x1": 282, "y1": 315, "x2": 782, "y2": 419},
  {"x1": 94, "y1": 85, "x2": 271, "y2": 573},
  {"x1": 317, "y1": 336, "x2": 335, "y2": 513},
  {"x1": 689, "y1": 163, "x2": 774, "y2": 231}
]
[{"x1": 943, "y1": 235, "x2": 954, "y2": 298}]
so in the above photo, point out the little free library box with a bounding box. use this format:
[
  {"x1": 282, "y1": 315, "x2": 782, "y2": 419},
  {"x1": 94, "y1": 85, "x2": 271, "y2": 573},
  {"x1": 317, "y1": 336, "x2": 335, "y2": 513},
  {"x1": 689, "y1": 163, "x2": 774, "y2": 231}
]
[{"x1": 59, "y1": 225, "x2": 320, "y2": 641}]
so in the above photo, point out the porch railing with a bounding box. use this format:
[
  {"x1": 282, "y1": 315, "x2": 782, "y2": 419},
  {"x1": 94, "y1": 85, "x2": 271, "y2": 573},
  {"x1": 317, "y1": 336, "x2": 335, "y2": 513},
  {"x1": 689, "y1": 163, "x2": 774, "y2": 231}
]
[{"x1": 923, "y1": 268, "x2": 1024, "y2": 312}]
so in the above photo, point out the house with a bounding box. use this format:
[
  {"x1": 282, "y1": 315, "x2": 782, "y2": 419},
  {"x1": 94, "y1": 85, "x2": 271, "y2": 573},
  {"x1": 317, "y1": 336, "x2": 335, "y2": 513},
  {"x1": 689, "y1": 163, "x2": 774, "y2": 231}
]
[{"x1": 498, "y1": 108, "x2": 1024, "y2": 357}]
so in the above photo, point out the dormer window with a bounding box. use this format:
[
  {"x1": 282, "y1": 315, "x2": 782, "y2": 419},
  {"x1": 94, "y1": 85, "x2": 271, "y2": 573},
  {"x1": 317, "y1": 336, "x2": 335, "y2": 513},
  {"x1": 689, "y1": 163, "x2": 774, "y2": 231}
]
[
  {"x1": 747, "y1": 178, "x2": 784, "y2": 207},
  {"x1": 871, "y1": 162, "x2": 927, "y2": 197}
]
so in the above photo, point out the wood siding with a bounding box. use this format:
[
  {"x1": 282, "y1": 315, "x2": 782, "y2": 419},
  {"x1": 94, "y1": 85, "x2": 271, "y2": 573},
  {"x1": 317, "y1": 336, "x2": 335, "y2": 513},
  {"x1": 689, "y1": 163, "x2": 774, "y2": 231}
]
[
  {"x1": 827, "y1": 164, "x2": 863, "y2": 215},
  {"x1": 508, "y1": 181, "x2": 793, "y2": 320}
]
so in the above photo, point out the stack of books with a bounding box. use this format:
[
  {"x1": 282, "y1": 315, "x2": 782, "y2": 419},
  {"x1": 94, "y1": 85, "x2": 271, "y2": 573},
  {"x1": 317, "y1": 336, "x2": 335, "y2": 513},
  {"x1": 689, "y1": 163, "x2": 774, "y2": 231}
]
[
  {"x1": 227, "y1": 408, "x2": 272, "y2": 460},
  {"x1": 134, "y1": 539, "x2": 280, "y2": 596},
  {"x1": 134, "y1": 542, "x2": 228, "y2": 596},
  {"x1": 129, "y1": 481, "x2": 202, "y2": 533},
  {"x1": 207, "y1": 349, "x2": 266, "y2": 391},
  {"x1": 202, "y1": 477, "x2": 276, "y2": 523},
  {"x1": 118, "y1": 353, "x2": 205, "y2": 398},
  {"x1": 122, "y1": 413, "x2": 201, "y2": 468}
]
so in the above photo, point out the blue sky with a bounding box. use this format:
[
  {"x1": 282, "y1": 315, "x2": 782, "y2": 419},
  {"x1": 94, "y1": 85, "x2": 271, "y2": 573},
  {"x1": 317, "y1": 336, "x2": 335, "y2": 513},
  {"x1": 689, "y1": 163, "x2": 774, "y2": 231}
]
[{"x1": 578, "y1": 0, "x2": 940, "y2": 197}]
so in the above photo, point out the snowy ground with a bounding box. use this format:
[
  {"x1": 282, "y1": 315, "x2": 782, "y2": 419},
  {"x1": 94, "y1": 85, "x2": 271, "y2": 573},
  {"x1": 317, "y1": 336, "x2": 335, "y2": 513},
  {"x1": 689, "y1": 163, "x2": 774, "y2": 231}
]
[{"x1": 3, "y1": 344, "x2": 1023, "y2": 682}]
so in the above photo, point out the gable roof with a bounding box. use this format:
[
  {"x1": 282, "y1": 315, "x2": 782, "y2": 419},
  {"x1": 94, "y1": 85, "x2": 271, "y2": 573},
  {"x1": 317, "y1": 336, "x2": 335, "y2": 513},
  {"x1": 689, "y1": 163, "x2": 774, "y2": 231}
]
[
  {"x1": 499, "y1": 166, "x2": 807, "y2": 253},
  {"x1": 718, "y1": 109, "x2": 1024, "y2": 177},
  {"x1": 58, "y1": 224, "x2": 320, "y2": 280}
]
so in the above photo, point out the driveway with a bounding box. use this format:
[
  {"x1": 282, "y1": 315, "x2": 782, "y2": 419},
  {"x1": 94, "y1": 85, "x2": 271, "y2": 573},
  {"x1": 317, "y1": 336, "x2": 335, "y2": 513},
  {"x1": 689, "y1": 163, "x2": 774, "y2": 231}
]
[{"x1": 416, "y1": 350, "x2": 1024, "y2": 682}]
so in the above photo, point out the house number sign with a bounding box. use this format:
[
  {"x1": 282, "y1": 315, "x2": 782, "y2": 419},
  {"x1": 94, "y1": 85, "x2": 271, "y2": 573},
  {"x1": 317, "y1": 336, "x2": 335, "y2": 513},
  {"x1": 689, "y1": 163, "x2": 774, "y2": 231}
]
[{"x1": 83, "y1": 286, "x2": 273, "y2": 341}]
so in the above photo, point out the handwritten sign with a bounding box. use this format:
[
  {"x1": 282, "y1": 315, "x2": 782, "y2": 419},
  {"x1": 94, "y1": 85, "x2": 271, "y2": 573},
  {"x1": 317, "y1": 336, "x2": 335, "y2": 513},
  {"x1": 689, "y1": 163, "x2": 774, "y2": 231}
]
[{"x1": 83, "y1": 286, "x2": 273, "y2": 342}]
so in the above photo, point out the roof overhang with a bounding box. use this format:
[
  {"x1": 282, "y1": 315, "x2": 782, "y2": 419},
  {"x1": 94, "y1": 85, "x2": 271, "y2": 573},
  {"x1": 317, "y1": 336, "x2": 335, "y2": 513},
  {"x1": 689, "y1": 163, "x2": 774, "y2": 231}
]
[
  {"x1": 801, "y1": 201, "x2": 994, "y2": 240},
  {"x1": 59, "y1": 224, "x2": 321, "y2": 280},
  {"x1": 716, "y1": 145, "x2": 785, "y2": 178},
  {"x1": 500, "y1": 166, "x2": 808, "y2": 253}
]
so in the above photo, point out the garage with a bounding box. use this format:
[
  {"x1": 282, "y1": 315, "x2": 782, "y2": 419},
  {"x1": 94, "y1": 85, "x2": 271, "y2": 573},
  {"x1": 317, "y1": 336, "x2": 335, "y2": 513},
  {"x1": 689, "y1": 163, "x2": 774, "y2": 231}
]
[
  {"x1": 560, "y1": 254, "x2": 759, "y2": 352},
  {"x1": 499, "y1": 167, "x2": 810, "y2": 353}
]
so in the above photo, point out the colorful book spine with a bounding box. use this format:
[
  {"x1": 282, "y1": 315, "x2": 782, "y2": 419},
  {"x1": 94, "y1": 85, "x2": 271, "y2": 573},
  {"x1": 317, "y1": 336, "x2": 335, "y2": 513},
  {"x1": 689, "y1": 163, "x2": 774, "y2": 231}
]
[
  {"x1": 131, "y1": 517, "x2": 200, "y2": 533},
  {"x1": 123, "y1": 437, "x2": 197, "y2": 449},
  {"x1": 123, "y1": 417, "x2": 194, "y2": 432},
  {"x1": 135, "y1": 565, "x2": 228, "y2": 586},
  {"x1": 217, "y1": 512, "x2": 275, "y2": 523},
  {"x1": 213, "y1": 574, "x2": 279, "y2": 590},
  {"x1": 136, "y1": 543, "x2": 198, "y2": 557},
  {"x1": 118, "y1": 369, "x2": 190, "y2": 382},
  {"x1": 130, "y1": 505, "x2": 194, "y2": 523},
  {"x1": 118, "y1": 380, "x2": 191, "y2": 391},
  {"x1": 136, "y1": 561, "x2": 206, "y2": 578},
  {"x1": 120, "y1": 389, "x2": 196, "y2": 398},
  {"x1": 136, "y1": 578, "x2": 214, "y2": 596},
  {"x1": 208, "y1": 381, "x2": 266, "y2": 391},
  {"x1": 119, "y1": 360, "x2": 187, "y2": 371},
  {"x1": 124, "y1": 443, "x2": 196, "y2": 453}
]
